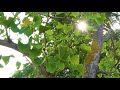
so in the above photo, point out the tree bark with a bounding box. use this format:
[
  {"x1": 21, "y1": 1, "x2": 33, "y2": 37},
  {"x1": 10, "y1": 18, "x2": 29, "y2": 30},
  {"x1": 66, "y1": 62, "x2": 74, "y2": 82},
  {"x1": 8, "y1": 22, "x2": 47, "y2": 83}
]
[{"x1": 84, "y1": 25, "x2": 104, "y2": 78}]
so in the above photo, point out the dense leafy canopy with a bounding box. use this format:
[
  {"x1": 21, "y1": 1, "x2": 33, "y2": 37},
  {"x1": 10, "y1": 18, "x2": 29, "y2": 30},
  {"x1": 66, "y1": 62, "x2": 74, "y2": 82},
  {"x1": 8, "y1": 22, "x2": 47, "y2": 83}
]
[{"x1": 0, "y1": 12, "x2": 120, "y2": 78}]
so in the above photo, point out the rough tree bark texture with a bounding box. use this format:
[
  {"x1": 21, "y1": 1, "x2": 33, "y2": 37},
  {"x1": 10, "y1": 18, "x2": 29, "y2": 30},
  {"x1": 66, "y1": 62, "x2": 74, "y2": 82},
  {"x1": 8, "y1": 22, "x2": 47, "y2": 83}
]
[{"x1": 84, "y1": 25, "x2": 104, "y2": 78}]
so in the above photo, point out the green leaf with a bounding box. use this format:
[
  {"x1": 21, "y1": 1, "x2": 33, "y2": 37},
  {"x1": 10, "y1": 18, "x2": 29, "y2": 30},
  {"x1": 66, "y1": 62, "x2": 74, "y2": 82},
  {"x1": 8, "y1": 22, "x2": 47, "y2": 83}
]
[
  {"x1": 16, "y1": 61, "x2": 21, "y2": 69},
  {"x1": 10, "y1": 23, "x2": 20, "y2": 33},
  {"x1": 87, "y1": 25, "x2": 97, "y2": 32},
  {"x1": 6, "y1": 17, "x2": 14, "y2": 28},
  {"x1": 39, "y1": 25, "x2": 49, "y2": 33},
  {"x1": 80, "y1": 43, "x2": 91, "y2": 51},
  {"x1": 97, "y1": 73, "x2": 103, "y2": 78},
  {"x1": 68, "y1": 48, "x2": 74, "y2": 56},
  {"x1": 71, "y1": 12, "x2": 79, "y2": 17},
  {"x1": 77, "y1": 64, "x2": 84, "y2": 76},
  {"x1": 57, "y1": 62, "x2": 65, "y2": 70},
  {"x1": 85, "y1": 35, "x2": 91, "y2": 40},
  {"x1": 35, "y1": 44, "x2": 42, "y2": 49},
  {"x1": 68, "y1": 64, "x2": 78, "y2": 71},
  {"x1": 49, "y1": 35, "x2": 54, "y2": 40},
  {"x1": 18, "y1": 41, "x2": 30, "y2": 53},
  {"x1": 56, "y1": 12, "x2": 64, "y2": 15},
  {"x1": 58, "y1": 45, "x2": 68, "y2": 59},
  {"x1": 70, "y1": 55, "x2": 79, "y2": 65},
  {"x1": 66, "y1": 55, "x2": 71, "y2": 61},
  {"x1": 2, "y1": 56, "x2": 10, "y2": 65},
  {"x1": 45, "y1": 30, "x2": 53, "y2": 35},
  {"x1": 0, "y1": 64, "x2": 3, "y2": 68},
  {"x1": 46, "y1": 63, "x2": 56, "y2": 73},
  {"x1": 45, "y1": 56, "x2": 59, "y2": 73},
  {"x1": 19, "y1": 27, "x2": 33, "y2": 37},
  {"x1": 74, "y1": 30, "x2": 80, "y2": 36},
  {"x1": 29, "y1": 47, "x2": 42, "y2": 59},
  {"x1": 116, "y1": 41, "x2": 120, "y2": 48},
  {"x1": 56, "y1": 22, "x2": 64, "y2": 29},
  {"x1": 33, "y1": 16, "x2": 42, "y2": 29},
  {"x1": 33, "y1": 58, "x2": 43, "y2": 65},
  {"x1": 63, "y1": 24, "x2": 71, "y2": 34}
]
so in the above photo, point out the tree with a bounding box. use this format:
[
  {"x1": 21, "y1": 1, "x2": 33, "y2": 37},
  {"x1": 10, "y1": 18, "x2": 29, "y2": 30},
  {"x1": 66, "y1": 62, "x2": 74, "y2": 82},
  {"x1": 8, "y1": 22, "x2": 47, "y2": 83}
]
[{"x1": 0, "y1": 12, "x2": 120, "y2": 78}]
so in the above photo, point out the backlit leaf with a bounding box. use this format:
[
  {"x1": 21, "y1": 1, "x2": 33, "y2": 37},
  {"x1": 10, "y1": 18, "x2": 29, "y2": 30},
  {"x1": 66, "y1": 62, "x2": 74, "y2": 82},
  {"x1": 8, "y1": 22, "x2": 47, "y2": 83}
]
[
  {"x1": 0, "y1": 64, "x2": 3, "y2": 68},
  {"x1": 45, "y1": 30, "x2": 53, "y2": 35},
  {"x1": 71, "y1": 12, "x2": 79, "y2": 17},
  {"x1": 16, "y1": 61, "x2": 21, "y2": 69},
  {"x1": 70, "y1": 55, "x2": 79, "y2": 65},
  {"x1": 2, "y1": 56, "x2": 10, "y2": 65}
]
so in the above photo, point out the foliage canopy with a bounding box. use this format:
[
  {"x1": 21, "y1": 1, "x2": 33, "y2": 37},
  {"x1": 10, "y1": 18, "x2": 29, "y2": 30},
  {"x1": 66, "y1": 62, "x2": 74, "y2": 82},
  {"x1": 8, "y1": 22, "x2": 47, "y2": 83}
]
[{"x1": 0, "y1": 12, "x2": 120, "y2": 78}]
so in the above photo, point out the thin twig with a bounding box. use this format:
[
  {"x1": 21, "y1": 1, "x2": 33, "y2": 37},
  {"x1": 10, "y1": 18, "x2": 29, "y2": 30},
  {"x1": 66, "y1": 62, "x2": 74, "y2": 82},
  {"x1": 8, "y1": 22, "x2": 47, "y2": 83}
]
[
  {"x1": 24, "y1": 56, "x2": 32, "y2": 64},
  {"x1": 97, "y1": 70, "x2": 109, "y2": 75}
]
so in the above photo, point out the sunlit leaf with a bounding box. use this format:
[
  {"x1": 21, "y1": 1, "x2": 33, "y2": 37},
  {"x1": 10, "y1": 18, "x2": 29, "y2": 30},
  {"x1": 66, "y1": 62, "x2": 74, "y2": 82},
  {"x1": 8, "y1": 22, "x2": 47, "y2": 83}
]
[
  {"x1": 56, "y1": 22, "x2": 64, "y2": 29},
  {"x1": 77, "y1": 64, "x2": 84, "y2": 76},
  {"x1": 71, "y1": 12, "x2": 79, "y2": 17},
  {"x1": 97, "y1": 73, "x2": 103, "y2": 78},
  {"x1": 87, "y1": 25, "x2": 97, "y2": 32},
  {"x1": 16, "y1": 61, "x2": 21, "y2": 69},
  {"x1": 2, "y1": 56, "x2": 11, "y2": 65},
  {"x1": 63, "y1": 24, "x2": 71, "y2": 34},
  {"x1": 70, "y1": 55, "x2": 79, "y2": 65},
  {"x1": 23, "y1": 18, "x2": 31, "y2": 26},
  {"x1": 80, "y1": 43, "x2": 91, "y2": 51},
  {"x1": 74, "y1": 30, "x2": 80, "y2": 36},
  {"x1": 45, "y1": 30, "x2": 53, "y2": 35}
]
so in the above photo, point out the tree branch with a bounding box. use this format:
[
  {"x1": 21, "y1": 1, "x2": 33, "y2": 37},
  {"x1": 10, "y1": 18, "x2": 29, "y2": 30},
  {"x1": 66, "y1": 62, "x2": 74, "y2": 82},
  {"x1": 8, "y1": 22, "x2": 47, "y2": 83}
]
[
  {"x1": 0, "y1": 39, "x2": 50, "y2": 78},
  {"x1": 103, "y1": 29, "x2": 112, "y2": 42},
  {"x1": 42, "y1": 14, "x2": 77, "y2": 24},
  {"x1": 97, "y1": 70, "x2": 109, "y2": 75},
  {"x1": 0, "y1": 39, "x2": 19, "y2": 52}
]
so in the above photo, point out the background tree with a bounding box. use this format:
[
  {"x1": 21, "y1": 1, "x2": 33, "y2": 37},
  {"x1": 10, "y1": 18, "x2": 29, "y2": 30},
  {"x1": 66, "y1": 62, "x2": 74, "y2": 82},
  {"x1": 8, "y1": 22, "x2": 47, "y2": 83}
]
[{"x1": 0, "y1": 12, "x2": 120, "y2": 78}]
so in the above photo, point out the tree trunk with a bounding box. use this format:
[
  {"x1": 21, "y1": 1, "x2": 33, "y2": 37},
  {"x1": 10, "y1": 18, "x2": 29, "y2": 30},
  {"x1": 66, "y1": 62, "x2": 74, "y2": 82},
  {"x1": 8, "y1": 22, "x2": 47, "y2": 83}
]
[{"x1": 84, "y1": 25, "x2": 104, "y2": 78}]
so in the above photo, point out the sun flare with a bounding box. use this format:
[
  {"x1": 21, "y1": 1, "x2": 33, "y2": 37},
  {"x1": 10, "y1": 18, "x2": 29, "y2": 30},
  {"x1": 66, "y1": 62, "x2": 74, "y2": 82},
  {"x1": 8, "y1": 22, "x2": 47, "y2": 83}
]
[{"x1": 76, "y1": 21, "x2": 87, "y2": 32}]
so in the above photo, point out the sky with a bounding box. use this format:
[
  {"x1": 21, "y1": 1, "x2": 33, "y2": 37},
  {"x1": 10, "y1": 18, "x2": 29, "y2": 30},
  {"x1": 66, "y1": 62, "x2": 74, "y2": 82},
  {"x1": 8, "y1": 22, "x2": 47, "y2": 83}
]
[
  {"x1": 0, "y1": 12, "x2": 120, "y2": 78},
  {"x1": 0, "y1": 45, "x2": 28, "y2": 77}
]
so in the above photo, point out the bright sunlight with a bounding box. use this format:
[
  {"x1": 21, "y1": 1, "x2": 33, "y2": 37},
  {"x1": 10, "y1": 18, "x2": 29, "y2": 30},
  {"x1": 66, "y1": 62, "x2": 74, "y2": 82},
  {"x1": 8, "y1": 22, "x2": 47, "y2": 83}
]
[{"x1": 76, "y1": 21, "x2": 87, "y2": 32}]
